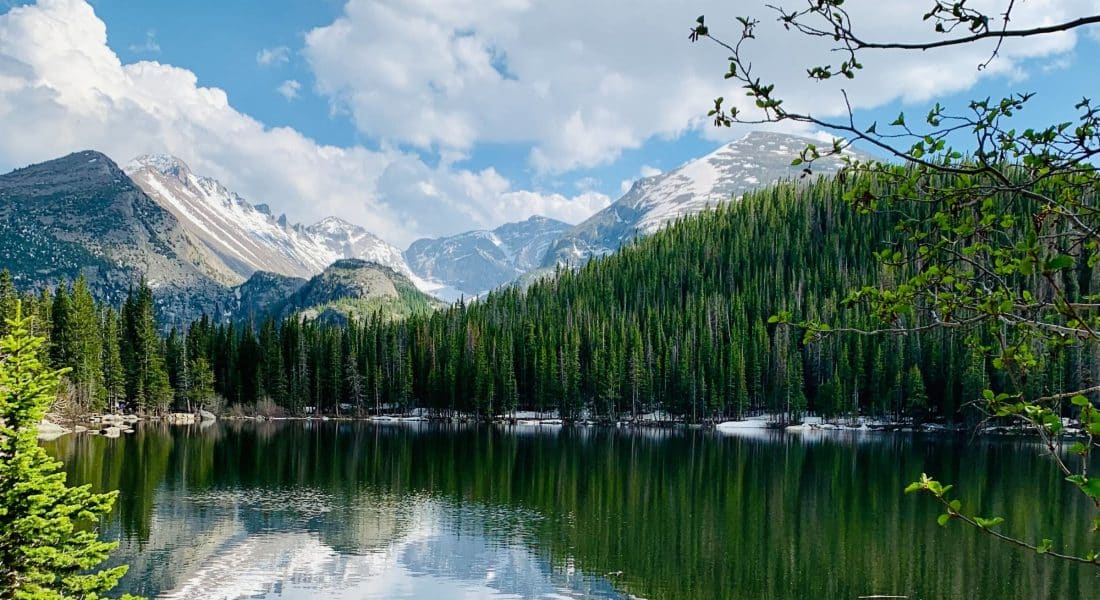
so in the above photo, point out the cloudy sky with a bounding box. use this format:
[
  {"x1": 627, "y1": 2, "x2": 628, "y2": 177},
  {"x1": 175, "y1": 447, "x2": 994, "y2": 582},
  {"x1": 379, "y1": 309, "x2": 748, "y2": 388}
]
[{"x1": 0, "y1": 0, "x2": 1096, "y2": 247}]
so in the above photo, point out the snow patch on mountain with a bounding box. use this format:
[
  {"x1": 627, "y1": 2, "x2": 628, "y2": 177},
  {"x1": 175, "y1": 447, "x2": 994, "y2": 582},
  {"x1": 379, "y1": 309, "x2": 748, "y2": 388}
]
[
  {"x1": 542, "y1": 131, "x2": 869, "y2": 266},
  {"x1": 126, "y1": 156, "x2": 450, "y2": 299},
  {"x1": 405, "y1": 216, "x2": 570, "y2": 297}
]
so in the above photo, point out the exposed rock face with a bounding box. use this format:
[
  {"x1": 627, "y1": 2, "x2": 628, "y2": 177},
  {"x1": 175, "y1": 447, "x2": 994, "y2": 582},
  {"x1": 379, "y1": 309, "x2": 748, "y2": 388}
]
[
  {"x1": 126, "y1": 156, "x2": 329, "y2": 282},
  {"x1": 304, "y1": 217, "x2": 412, "y2": 276},
  {"x1": 267, "y1": 259, "x2": 443, "y2": 323},
  {"x1": 0, "y1": 152, "x2": 449, "y2": 326},
  {"x1": 542, "y1": 132, "x2": 866, "y2": 267},
  {"x1": 0, "y1": 151, "x2": 229, "y2": 325},
  {"x1": 229, "y1": 271, "x2": 307, "y2": 322},
  {"x1": 126, "y1": 157, "x2": 412, "y2": 283},
  {"x1": 405, "y1": 216, "x2": 570, "y2": 296}
]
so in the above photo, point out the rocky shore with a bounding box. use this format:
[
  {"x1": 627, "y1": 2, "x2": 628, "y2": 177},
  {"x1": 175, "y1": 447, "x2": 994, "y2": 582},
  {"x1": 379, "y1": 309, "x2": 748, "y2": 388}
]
[{"x1": 38, "y1": 410, "x2": 216, "y2": 440}]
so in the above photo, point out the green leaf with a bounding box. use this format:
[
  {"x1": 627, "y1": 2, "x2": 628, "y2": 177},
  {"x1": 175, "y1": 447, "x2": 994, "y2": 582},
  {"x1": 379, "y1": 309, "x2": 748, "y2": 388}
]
[
  {"x1": 1044, "y1": 255, "x2": 1074, "y2": 272},
  {"x1": 1037, "y1": 539, "x2": 1053, "y2": 554},
  {"x1": 904, "y1": 482, "x2": 922, "y2": 494},
  {"x1": 937, "y1": 513, "x2": 951, "y2": 527},
  {"x1": 974, "y1": 516, "x2": 1005, "y2": 529},
  {"x1": 1071, "y1": 394, "x2": 1089, "y2": 407}
]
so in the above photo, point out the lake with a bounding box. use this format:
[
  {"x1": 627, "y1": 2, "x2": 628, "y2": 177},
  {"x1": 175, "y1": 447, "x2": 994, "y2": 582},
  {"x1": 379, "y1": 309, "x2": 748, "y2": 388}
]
[{"x1": 43, "y1": 421, "x2": 1096, "y2": 599}]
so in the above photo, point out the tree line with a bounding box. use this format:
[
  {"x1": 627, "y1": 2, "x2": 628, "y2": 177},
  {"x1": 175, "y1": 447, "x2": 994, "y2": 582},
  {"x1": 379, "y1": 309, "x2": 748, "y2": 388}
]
[{"x1": 5, "y1": 172, "x2": 1095, "y2": 422}]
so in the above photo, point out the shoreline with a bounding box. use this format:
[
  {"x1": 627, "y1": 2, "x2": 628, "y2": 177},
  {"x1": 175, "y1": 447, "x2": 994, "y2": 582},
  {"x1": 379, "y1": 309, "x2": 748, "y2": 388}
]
[{"x1": 40, "y1": 410, "x2": 1083, "y2": 440}]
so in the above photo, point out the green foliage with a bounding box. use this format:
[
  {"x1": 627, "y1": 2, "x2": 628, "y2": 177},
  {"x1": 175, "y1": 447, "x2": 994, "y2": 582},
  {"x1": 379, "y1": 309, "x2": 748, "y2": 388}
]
[
  {"x1": 0, "y1": 303, "x2": 130, "y2": 598},
  {"x1": 692, "y1": 0, "x2": 1100, "y2": 566}
]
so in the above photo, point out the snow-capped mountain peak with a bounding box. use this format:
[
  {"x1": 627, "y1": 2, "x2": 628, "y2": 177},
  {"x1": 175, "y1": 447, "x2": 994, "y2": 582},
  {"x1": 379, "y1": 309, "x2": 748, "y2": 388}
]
[
  {"x1": 124, "y1": 156, "x2": 420, "y2": 290},
  {"x1": 127, "y1": 153, "x2": 192, "y2": 179},
  {"x1": 308, "y1": 216, "x2": 363, "y2": 237},
  {"x1": 304, "y1": 216, "x2": 411, "y2": 277},
  {"x1": 405, "y1": 216, "x2": 570, "y2": 297},
  {"x1": 542, "y1": 131, "x2": 868, "y2": 266}
]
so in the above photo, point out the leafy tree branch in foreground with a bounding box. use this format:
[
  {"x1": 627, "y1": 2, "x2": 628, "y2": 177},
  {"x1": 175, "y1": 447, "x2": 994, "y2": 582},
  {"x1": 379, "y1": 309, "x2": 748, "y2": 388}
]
[{"x1": 692, "y1": 0, "x2": 1100, "y2": 566}]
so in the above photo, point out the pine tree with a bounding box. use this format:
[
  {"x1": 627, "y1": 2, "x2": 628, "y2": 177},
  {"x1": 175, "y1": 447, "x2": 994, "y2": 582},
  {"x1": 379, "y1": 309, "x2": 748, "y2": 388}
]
[
  {"x1": 101, "y1": 308, "x2": 126, "y2": 412},
  {"x1": 0, "y1": 269, "x2": 17, "y2": 338},
  {"x1": 0, "y1": 304, "x2": 129, "y2": 597},
  {"x1": 188, "y1": 356, "x2": 215, "y2": 411},
  {"x1": 905, "y1": 365, "x2": 929, "y2": 422},
  {"x1": 67, "y1": 276, "x2": 105, "y2": 411}
]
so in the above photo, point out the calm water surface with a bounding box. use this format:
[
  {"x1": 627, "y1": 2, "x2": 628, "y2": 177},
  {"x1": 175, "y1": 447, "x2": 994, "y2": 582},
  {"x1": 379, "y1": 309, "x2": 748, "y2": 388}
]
[{"x1": 43, "y1": 422, "x2": 1097, "y2": 599}]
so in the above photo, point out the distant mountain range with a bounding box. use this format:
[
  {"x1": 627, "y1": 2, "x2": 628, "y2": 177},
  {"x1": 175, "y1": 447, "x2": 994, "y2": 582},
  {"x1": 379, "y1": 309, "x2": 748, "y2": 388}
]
[
  {"x1": 542, "y1": 131, "x2": 862, "y2": 266},
  {"x1": 125, "y1": 155, "x2": 411, "y2": 282},
  {"x1": 404, "y1": 216, "x2": 570, "y2": 297},
  {"x1": 0, "y1": 131, "x2": 866, "y2": 321}
]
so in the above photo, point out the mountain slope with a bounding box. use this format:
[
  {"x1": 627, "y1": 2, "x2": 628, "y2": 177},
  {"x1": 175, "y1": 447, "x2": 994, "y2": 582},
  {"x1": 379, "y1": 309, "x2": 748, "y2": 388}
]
[
  {"x1": 0, "y1": 151, "x2": 227, "y2": 323},
  {"x1": 229, "y1": 271, "x2": 308, "y2": 322},
  {"x1": 303, "y1": 217, "x2": 412, "y2": 276},
  {"x1": 542, "y1": 131, "x2": 864, "y2": 266},
  {"x1": 128, "y1": 157, "x2": 434, "y2": 298},
  {"x1": 405, "y1": 216, "x2": 570, "y2": 296},
  {"x1": 270, "y1": 259, "x2": 443, "y2": 323},
  {"x1": 126, "y1": 157, "x2": 351, "y2": 282}
]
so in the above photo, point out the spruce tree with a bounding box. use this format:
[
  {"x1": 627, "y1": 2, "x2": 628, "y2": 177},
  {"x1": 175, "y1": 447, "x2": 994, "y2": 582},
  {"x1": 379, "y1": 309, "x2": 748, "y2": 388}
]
[
  {"x1": 101, "y1": 309, "x2": 126, "y2": 412},
  {"x1": 0, "y1": 304, "x2": 129, "y2": 597},
  {"x1": 68, "y1": 276, "x2": 104, "y2": 411}
]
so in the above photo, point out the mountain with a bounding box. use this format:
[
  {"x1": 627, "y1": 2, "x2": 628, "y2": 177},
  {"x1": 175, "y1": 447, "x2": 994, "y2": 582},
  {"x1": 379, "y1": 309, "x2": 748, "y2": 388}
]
[
  {"x1": 542, "y1": 131, "x2": 864, "y2": 266},
  {"x1": 0, "y1": 151, "x2": 228, "y2": 323},
  {"x1": 125, "y1": 157, "x2": 415, "y2": 283},
  {"x1": 269, "y1": 259, "x2": 443, "y2": 323},
  {"x1": 0, "y1": 151, "x2": 449, "y2": 326},
  {"x1": 304, "y1": 217, "x2": 409, "y2": 273},
  {"x1": 229, "y1": 271, "x2": 308, "y2": 321},
  {"x1": 405, "y1": 216, "x2": 570, "y2": 296}
]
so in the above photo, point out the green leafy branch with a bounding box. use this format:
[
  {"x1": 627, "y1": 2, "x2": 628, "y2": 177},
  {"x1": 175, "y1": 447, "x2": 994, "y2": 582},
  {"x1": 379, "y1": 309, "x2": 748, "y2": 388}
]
[{"x1": 906, "y1": 473, "x2": 1100, "y2": 566}]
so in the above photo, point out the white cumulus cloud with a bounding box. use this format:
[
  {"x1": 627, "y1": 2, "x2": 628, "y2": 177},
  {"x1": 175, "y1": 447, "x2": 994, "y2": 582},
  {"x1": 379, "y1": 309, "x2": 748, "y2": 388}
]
[
  {"x1": 303, "y1": 0, "x2": 1093, "y2": 174},
  {"x1": 0, "y1": 0, "x2": 605, "y2": 247}
]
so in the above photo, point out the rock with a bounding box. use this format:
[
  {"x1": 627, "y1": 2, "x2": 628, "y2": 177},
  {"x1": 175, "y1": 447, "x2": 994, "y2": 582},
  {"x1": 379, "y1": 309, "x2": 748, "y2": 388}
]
[
  {"x1": 122, "y1": 414, "x2": 140, "y2": 424},
  {"x1": 74, "y1": 425, "x2": 87, "y2": 433},
  {"x1": 101, "y1": 426, "x2": 122, "y2": 438},
  {"x1": 37, "y1": 419, "x2": 70, "y2": 441},
  {"x1": 198, "y1": 409, "x2": 216, "y2": 422},
  {"x1": 165, "y1": 412, "x2": 198, "y2": 425}
]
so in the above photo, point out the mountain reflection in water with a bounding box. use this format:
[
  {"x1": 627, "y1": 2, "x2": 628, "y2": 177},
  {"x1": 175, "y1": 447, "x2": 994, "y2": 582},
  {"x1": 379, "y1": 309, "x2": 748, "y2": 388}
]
[{"x1": 43, "y1": 420, "x2": 1097, "y2": 599}]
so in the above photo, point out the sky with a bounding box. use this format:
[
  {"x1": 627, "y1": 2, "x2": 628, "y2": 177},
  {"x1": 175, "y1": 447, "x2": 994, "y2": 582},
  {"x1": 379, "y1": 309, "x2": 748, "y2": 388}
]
[{"x1": 0, "y1": 0, "x2": 1097, "y2": 248}]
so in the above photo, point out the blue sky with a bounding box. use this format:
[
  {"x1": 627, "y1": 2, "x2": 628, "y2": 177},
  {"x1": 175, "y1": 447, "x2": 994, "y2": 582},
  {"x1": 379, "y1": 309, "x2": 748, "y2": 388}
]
[{"x1": 0, "y1": 0, "x2": 1097, "y2": 246}]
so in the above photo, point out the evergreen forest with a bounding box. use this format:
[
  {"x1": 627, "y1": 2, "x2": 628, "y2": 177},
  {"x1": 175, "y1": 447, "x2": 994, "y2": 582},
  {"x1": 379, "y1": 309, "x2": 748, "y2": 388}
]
[{"x1": 6, "y1": 173, "x2": 1094, "y2": 423}]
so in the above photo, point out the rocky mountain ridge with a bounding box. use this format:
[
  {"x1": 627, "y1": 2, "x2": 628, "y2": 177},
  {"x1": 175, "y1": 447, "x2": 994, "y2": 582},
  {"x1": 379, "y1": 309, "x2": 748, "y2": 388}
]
[
  {"x1": 541, "y1": 131, "x2": 867, "y2": 266},
  {"x1": 125, "y1": 156, "x2": 413, "y2": 283},
  {"x1": 404, "y1": 216, "x2": 570, "y2": 297}
]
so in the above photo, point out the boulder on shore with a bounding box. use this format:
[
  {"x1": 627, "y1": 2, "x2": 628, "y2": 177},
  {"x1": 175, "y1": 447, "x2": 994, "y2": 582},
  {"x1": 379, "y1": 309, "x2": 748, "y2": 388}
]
[
  {"x1": 166, "y1": 413, "x2": 198, "y2": 425},
  {"x1": 37, "y1": 419, "x2": 70, "y2": 441},
  {"x1": 199, "y1": 409, "x2": 217, "y2": 422},
  {"x1": 101, "y1": 426, "x2": 122, "y2": 438}
]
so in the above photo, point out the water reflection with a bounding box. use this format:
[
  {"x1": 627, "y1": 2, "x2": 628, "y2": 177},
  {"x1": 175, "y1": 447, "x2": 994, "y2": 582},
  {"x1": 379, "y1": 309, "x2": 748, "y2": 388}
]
[{"x1": 44, "y1": 422, "x2": 1098, "y2": 599}]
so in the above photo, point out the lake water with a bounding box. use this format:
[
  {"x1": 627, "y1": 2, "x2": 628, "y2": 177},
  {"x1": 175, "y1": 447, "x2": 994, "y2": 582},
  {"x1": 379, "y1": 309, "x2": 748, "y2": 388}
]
[{"x1": 43, "y1": 421, "x2": 1097, "y2": 599}]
